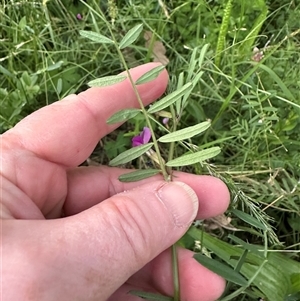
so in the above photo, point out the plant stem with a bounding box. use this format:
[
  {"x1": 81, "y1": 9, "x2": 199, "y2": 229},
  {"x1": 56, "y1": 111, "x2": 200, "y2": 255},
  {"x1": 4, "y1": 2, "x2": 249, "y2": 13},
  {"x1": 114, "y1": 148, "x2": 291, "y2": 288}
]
[
  {"x1": 172, "y1": 244, "x2": 180, "y2": 301},
  {"x1": 166, "y1": 104, "x2": 177, "y2": 178},
  {"x1": 93, "y1": 11, "x2": 179, "y2": 300},
  {"x1": 92, "y1": 10, "x2": 169, "y2": 180},
  {"x1": 116, "y1": 48, "x2": 169, "y2": 180}
]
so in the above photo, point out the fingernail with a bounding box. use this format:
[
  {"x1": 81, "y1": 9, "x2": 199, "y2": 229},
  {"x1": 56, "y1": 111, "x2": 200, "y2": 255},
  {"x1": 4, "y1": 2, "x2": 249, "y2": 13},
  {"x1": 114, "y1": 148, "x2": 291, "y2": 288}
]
[{"x1": 156, "y1": 182, "x2": 199, "y2": 227}]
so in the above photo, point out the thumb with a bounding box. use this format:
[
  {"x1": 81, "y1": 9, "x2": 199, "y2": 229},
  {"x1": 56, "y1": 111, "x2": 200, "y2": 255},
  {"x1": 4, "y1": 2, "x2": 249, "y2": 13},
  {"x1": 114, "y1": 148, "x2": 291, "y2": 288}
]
[{"x1": 68, "y1": 180, "x2": 198, "y2": 299}]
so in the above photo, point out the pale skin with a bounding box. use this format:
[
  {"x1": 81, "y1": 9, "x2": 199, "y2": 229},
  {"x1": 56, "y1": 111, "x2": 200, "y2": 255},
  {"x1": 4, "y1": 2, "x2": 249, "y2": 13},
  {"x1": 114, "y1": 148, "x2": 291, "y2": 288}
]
[{"x1": 1, "y1": 63, "x2": 230, "y2": 301}]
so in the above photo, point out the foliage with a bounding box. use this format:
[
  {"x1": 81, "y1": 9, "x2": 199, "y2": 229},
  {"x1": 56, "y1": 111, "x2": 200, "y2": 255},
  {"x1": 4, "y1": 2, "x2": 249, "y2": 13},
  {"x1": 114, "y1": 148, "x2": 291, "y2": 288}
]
[{"x1": 1, "y1": 0, "x2": 299, "y2": 300}]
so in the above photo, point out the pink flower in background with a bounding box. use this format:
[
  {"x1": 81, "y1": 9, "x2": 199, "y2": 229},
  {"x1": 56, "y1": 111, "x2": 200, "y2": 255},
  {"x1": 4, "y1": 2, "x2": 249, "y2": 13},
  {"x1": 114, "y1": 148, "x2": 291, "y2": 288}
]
[
  {"x1": 76, "y1": 13, "x2": 83, "y2": 20},
  {"x1": 132, "y1": 127, "x2": 151, "y2": 147},
  {"x1": 162, "y1": 117, "x2": 169, "y2": 125}
]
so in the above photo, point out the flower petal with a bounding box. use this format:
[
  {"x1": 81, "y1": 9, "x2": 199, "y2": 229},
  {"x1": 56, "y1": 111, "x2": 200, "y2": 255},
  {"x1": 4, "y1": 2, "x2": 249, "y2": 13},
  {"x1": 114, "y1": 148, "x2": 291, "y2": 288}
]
[
  {"x1": 132, "y1": 127, "x2": 152, "y2": 147},
  {"x1": 162, "y1": 117, "x2": 169, "y2": 125},
  {"x1": 132, "y1": 135, "x2": 143, "y2": 147},
  {"x1": 141, "y1": 127, "x2": 151, "y2": 144}
]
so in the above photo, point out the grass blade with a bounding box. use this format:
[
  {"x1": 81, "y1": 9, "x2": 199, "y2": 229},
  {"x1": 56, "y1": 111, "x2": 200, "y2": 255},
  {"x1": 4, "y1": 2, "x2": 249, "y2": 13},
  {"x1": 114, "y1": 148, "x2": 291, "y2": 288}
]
[
  {"x1": 88, "y1": 75, "x2": 127, "y2": 87},
  {"x1": 119, "y1": 24, "x2": 143, "y2": 49},
  {"x1": 290, "y1": 273, "x2": 300, "y2": 293},
  {"x1": 109, "y1": 143, "x2": 153, "y2": 166},
  {"x1": 79, "y1": 30, "x2": 113, "y2": 44},
  {"x1": 231, "y1": 209, "x2": 267, "y2": 231},
  {"x1": 258, "y1": 64, "x2": 295, "y2": 101},
  {"x1": 166, "y1": 147, "x2": 220, "y2": 167},
  {"x1": 194, "y1": 253, "x2": 248, "y2": 286},
  {"x1": 188, "y1": 227, "x2": 294, "y2": 301},
  {"x1": 158, "y1": 121, "x2": 211, "y2": 143},
  {"x1": 228, "y1": 235, "x2": 264, "y2": 257},
  {"x1": 285, "y1": 292, "x2": 300, "y2": 301}
]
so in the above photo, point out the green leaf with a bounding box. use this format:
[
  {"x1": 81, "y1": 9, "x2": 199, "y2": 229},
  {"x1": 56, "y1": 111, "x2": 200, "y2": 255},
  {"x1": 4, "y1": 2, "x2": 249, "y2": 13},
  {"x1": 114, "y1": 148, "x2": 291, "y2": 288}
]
[
  {"x1": 231, "y1": 209, "x2": 267, "y2": 231},
  {"x1": 285, "y1": 292, "x2": 300, "y2": 301},
  {"x1": 186, "y1": 48, "x2": 199, "y2": 82},
  {"x1": 228, "y1": 235, "x2": 264, "y2": 257},
  {"x1": 79, "y1": 30, "x2": 113, "y2": 44},
  {"x1": 290, "y1": 273, "x2": 300, "y2": 293},
  {"x1": 119, "y1": 24, "x2": 143, "y2": 49},
  {"x1": 18, "y1": 16, "x2": 26, "y2": 29},
  {"x1": 135, "y1": 65, "x2": 166, "y2": 85},
  {"x1": 194, "y1": 253, "x2": 248, "y2": 286},
  {"x1": 119, "y1": 169, "x2": 161, "y2": 182},
  {"x1": 148, "y1": 82, "x2": 193, "y2": 114},
  {"x1": 166, "y1": 147, "x2": 220, "y2": 167},
  {"x1": 130, "y1": 290, "x2": 173, "y2": 301},
  {"x1": 158, "y1": 121, "x2": 211, "y2": 143},
  {"x1": 198, "y1": 44, "x2": 210, "y2": 68},
  {"x1": 106, "y1": 108, "x2": 141, "y2": 124},
  {"x1": 188, "y1": 227, "x2": 295, "y2": 301},
  {"x1": 21, "y1": 71, "x2": 31, "y2": 86},
  {"x1": 47, "y1": 61, "x2": 64, "y2": 71},
  {"x1": 88, "y1": 75, "x2": 127, "y2": 87},
  {"x1": 109, "y1": 143, "x2": 154, "y2": 166},
  {"x1": 257, "y1": 64, "x2": 295, "y2": 102},
  {"x1": 57, "y1": 78, "x2": 62, "y2": 94},
  {"x1": 175, "y1": 72, "x2": 185, "y2": 115},
  {"x1": 0, "y1": 65, "x2": 14, "y2": 78}
]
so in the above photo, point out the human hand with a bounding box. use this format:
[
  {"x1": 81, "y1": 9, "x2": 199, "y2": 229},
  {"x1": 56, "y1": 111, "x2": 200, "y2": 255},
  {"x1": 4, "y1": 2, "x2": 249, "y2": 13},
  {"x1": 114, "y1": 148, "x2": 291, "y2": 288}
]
[{"x1": 1, "y1": 63, "x2": 230, "y2": 301}]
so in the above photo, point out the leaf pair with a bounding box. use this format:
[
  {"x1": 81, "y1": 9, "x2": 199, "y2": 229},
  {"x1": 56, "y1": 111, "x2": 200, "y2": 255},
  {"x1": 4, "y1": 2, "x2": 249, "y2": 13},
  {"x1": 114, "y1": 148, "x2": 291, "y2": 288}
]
[
  {"x1": 105, "y1": 76, "x2": 192, "y2": 124},
  {"x1": 110, "y1": 143, "x2": 220, "y2": 168},
  {"x1": 109, "y1": 143, "x2": 220, "y2": 182},
  {"x1": 87, "y1": 64, "x2": 165, "y2": 88},
  {"x1": 80, "y1": 25, "x2": 167, "y2": 88},
  {"x1": 80, "y1": 23, "x2": 143, "y2": 49}
]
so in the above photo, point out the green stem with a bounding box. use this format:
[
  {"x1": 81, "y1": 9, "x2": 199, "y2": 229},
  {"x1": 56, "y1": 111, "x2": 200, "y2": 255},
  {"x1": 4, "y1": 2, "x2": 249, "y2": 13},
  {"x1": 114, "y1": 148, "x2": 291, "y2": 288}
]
[
  {"x1": 117, "y1": 49, "x2": 169, "y2": 180},
  {"x1": 86, "y1": 10, "x2": 179, "y2": 301},
  {"x1": 168, "y1": 105, "x2": 180, "y2": 300},
  {"x1": 172, "y1": 244, "x2": 180, "y2": 301},
  {"x1": 167, "y1": 104, "x2": 177, "y2": 177},
  {"x1": 101, "y1": 18, "x2": 169, "y2": 180}
]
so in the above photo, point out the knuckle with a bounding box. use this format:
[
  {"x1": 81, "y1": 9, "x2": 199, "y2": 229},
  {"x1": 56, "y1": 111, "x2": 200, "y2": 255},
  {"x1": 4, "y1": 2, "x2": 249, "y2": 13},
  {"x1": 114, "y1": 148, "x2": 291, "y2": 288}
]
[{"x1": 107, "y1": 196, "x2": 154, "y2": 264}]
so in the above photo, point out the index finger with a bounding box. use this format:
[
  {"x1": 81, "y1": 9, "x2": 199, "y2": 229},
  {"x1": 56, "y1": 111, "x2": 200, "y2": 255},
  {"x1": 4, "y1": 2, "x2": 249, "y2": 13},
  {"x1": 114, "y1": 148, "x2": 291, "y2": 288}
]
[{"x1": 5, "y1": 63, "x2": 168, "y2": 167}]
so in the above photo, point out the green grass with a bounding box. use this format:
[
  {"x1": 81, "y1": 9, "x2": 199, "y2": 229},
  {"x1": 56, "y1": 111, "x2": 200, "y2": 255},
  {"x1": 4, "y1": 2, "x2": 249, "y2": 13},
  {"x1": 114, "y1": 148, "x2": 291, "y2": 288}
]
[{"x1": 1, "y1": 0, "x2": 299, "y2": 300}]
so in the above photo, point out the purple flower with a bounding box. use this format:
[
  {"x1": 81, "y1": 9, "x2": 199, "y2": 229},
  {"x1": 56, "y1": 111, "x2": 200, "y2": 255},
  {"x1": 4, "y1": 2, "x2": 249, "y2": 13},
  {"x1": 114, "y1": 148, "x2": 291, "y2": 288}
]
[
  {"x1": 162, "y1": 117, "x2": 169, "y2": 125},
  {"x1": 76, "y1": 13, "x2": 83, "y2": 20},
  {"x1": 132, "y1": 127, "x2": 151, "y2": 147}
]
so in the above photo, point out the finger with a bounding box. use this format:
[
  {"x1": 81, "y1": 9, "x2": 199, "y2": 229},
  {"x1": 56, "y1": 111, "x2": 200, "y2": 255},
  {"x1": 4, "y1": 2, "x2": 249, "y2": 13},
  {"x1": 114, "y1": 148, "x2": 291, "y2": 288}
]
[
  {"x1": 65, "y1": 166, "x2": 230, "y2": 219},
  {"x1": 5, "y1": 63, "x2": 168, "y2": 167},
  {"x1": 3, "y1": 181, "x2": 198, "y2": 300},
  {"x1": 107, "y1": 284, "x2": 160, "y2": 301},
  {"x1": 128, "y1": 248, "x2": 225, "y2": 301},
  {"x1": 108, "y1": 248, "x2": 225, "y2": 301}
]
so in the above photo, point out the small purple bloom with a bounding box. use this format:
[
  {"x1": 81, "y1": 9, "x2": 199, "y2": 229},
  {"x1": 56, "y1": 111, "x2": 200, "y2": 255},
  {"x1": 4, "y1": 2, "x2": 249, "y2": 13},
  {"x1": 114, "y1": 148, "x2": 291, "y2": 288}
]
[
  {"x1": 162, "y1": 117, "x2": 169, "y2": 125},
  {"x1": 76, "y1": 13, "x2": 83, "y2": 20},
  {"x1": 132, "y1": 127, "x2": 151, "y2": 147}
]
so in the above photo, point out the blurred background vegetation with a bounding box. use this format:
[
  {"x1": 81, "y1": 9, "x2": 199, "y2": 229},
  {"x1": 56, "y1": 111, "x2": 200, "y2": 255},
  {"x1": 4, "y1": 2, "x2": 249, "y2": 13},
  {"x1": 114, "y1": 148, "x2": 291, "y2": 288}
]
[{"x1": 1, "y1": 0, "x2": 299, "y2": 300}]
